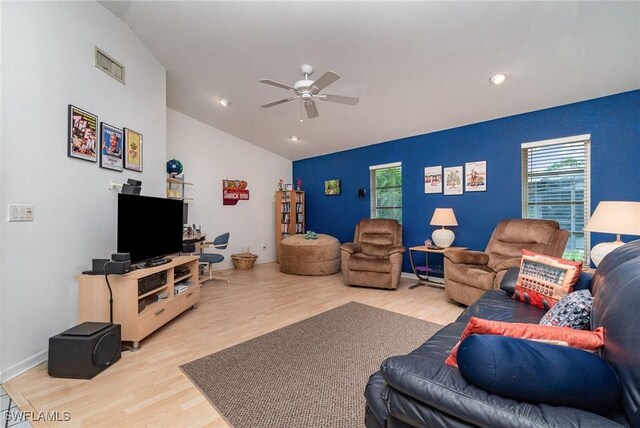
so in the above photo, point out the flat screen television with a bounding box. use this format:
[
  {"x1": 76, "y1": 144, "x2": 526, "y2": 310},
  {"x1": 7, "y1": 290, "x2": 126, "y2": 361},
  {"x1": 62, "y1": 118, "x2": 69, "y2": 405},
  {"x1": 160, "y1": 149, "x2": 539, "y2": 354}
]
[{"x1": 117, "y1": 193, "x2": 184, "y2": 264}]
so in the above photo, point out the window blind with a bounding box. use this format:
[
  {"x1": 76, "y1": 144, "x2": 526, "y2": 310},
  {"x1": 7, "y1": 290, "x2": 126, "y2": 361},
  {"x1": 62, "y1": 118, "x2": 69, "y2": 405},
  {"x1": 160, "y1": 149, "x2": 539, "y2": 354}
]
[
  {"x1": 522, "y1": 137, "x2": 591, "y2": 262},
  {"x1": 370, "y1": 162, "x2": 402, "y2": 223}
]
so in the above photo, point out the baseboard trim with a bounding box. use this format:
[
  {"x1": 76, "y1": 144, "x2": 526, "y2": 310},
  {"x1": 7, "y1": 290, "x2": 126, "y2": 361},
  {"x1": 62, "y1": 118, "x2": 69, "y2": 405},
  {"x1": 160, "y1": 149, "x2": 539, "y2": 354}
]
[{"x1": 0, "y1": 349, "x2": 47, "y2": 383}]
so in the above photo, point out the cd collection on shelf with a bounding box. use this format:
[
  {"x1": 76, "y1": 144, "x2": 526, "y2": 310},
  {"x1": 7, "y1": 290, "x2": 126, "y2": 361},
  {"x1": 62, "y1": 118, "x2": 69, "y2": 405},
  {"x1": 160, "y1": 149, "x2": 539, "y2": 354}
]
[{"x1": 276, "y1": 190, "x2": 305, "y2": 261}]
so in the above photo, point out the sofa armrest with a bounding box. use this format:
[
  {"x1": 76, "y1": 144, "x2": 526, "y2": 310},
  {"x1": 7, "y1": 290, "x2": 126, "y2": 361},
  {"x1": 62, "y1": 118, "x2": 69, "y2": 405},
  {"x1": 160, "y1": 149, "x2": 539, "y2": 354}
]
[
  {"x1": 381, "y1": 355, "x2": 618, "y2": 428},
  {"x1": 340, "y1": 242, "x2": 361, "y2": 255},
  {"x1": 492, "y1": 257, "x2": 522, "y2": 272},
  {"x1": 388, "y1": 245, "x2": 406, "y2": 256},
  {"x1": 444, "y1": 249, "x2": 489, "y2": 265}
]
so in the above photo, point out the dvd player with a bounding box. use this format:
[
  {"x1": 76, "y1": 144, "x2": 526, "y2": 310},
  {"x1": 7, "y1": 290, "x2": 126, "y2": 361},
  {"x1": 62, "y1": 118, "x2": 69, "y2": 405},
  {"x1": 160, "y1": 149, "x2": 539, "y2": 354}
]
[{"x1": 138, "y1": 271, "x2": 167, "y2": 296}]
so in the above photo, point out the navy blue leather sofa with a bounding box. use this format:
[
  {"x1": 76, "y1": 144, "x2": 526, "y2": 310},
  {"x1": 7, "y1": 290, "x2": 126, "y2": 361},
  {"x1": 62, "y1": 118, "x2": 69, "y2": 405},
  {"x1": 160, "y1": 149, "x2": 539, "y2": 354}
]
[{"x1": 365, "y1": 240, "x2": 640, "y2": 427}]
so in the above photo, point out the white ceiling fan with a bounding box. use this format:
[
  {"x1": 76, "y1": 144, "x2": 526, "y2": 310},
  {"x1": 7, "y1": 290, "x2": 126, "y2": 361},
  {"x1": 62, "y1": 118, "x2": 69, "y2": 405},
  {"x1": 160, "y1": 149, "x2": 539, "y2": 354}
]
[{"x1": 260, "y1": 64, "x2": 359, "y2": 119}]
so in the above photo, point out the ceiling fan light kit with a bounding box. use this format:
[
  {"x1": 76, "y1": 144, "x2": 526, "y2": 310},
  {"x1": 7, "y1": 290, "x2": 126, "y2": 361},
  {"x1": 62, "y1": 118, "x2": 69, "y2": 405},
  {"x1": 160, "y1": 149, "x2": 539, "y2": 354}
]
[{"x1": 260, "y1": 64, "x2": 359, "y2": 119}]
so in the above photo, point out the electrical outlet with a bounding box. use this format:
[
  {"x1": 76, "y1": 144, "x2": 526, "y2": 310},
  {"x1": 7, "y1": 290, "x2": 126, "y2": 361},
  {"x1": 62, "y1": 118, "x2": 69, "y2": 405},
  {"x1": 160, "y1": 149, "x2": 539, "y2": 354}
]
[{"x1": 261, "y1": 243, "x2": 267, "y2": 250}]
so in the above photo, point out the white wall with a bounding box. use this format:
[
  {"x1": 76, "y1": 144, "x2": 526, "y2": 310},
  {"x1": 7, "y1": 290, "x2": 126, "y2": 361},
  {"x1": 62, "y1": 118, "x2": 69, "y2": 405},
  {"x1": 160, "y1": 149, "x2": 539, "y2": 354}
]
[
  {"x1": 167, "y1": 108, "x2": 291, "y2": 268},
  {"x1": 0, "y1": 2, "x2": 166, "y2": 380}
]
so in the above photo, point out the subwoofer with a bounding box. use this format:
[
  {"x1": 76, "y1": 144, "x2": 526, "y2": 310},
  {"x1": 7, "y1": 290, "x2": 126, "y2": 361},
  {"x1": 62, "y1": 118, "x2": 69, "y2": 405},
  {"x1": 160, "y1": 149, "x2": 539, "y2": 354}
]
[{"x1": 48, "y1": 322, "x2": 121, "y2": 379}]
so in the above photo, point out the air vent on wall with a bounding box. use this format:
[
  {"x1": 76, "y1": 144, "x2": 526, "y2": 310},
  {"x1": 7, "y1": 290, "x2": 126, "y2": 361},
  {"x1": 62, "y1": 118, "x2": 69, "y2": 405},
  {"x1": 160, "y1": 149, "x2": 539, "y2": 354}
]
[{"x1": 95, "y1": 47, "x2": 125, "y2": 84}]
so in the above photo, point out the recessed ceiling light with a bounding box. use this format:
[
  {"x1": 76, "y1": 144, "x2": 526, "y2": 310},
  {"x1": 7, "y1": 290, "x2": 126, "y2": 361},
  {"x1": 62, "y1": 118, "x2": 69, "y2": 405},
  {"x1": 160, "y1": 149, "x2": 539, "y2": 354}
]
[
  {"x1": 490, "y1": 74, "x2": 506, "y2": 85},
  {"x1": 290, "y1": 136, "x2": 299, "y2": 142},
  {"x1": 219, "y1": 98, "x2": 230, "y2": 107}
]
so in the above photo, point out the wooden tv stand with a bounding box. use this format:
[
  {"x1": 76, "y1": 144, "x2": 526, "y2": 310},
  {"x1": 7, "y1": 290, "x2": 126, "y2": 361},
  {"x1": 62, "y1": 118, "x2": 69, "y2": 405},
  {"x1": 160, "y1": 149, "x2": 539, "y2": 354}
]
[{"x1": 77, "y1": 255, "x2": 200, "y2": 349}]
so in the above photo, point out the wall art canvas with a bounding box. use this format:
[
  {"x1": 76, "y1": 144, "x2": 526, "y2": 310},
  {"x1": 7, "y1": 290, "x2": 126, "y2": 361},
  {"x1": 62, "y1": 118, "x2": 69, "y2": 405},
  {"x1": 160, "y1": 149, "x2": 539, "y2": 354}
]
[
  {"x1": 100, "y1": 123, "x2": 123, "y2": 171},
  {"x1": 465, "y1": 160, "x2": 487, "y2": 192},
  {"x1": 325, "y1": 179, "x2": 341, "y2": 195},
  {"x1": 424, "y1": 166, "x2": 442, "y2": 194},
  {"x1": 124, "y1": 128, "x2": 143, "y2": 172},
  {"x1": 67, "y1": 105, "x2": 98, "y2": 162},
  {"x1": 444, "y1": 166, "x2": 463, "y2": 195}
]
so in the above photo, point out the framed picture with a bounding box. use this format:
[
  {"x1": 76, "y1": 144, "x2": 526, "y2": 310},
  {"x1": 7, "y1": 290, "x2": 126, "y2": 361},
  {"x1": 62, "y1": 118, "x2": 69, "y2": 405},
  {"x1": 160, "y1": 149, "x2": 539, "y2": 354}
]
[
  {"x1": 285, "y1": 183, "x2": 293, "y2": 191},
  {"x1": 99, "y1": 123, "x2": 124, "y2": 171},
  {"x1": 325, "y1": 179, "x2": 341, "y2": 195},
  {"x1": 124, "y1": 128, "x2": 143, "y2": 172},
  {"x1": 444, "y1": 166, "x2": 463, "y2": 195},
  {"x1": 67, "y1": 105, "x2": 98, "y2": 162},
  {"x1": 465, "y1": 160, "x2": 487, "y2": 192},
  {"x1": 424, "y1": 166, "x2": 442, "y2": 194}
]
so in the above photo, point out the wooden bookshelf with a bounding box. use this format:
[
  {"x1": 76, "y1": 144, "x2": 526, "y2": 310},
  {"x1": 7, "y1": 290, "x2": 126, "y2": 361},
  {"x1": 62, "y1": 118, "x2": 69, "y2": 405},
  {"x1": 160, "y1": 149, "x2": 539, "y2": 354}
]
[{"x1": 275, "y1": 190, "x2": 305, "y2": 262}]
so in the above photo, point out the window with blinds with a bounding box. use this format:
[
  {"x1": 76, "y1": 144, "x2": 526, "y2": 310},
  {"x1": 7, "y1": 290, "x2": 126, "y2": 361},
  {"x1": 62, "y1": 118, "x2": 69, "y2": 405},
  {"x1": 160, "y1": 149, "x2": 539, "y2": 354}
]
[
  {"x1": 522, "y1": 135, "x2": 591, "y2": 262},
  {"x1": 370, "y1": 162, "x2": 402, "y2": 223}
]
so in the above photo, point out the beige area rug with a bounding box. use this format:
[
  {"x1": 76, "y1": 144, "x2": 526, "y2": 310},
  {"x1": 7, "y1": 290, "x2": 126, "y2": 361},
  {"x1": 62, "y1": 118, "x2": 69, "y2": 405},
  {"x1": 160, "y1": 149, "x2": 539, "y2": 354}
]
[{"x1": 180, "y1": 301, "x2": 442, "y2": 428}]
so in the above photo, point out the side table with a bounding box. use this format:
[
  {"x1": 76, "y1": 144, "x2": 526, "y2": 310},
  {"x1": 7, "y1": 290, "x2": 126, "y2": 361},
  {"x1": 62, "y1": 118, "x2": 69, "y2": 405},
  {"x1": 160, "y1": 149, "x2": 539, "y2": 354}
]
[{"x1": 408, "y1": 246, "x2": 467, "y2": 289}]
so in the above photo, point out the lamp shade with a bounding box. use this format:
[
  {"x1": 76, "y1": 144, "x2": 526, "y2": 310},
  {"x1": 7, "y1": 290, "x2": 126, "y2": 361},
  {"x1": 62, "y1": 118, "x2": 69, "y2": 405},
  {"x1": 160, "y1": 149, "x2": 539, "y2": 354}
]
[
  {"x1": 585, "y1": 201, "x2": 640, "y2": 266},
  {"x1": 430, "y1": 208, "x2": 458, "y2": 227},
  {"x1": 584, "y1": 201, "x2": 640, "y2": 235}
]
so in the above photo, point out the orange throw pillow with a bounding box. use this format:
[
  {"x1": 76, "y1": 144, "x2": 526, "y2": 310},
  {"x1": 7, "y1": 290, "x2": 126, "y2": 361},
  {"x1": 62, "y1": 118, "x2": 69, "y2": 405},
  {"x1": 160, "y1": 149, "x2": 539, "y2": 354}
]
[
  {"x1": 445, "y1": 317, "x2": 604, "y2": 367},
  {"x1": 513, "y1": 249, "x2": 583, "y2": 310}
]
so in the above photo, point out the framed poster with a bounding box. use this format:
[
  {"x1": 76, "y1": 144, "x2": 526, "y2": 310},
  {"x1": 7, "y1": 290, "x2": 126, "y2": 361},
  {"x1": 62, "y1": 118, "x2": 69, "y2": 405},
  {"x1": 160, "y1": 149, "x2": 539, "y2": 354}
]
[
  {"x1": 67, "y1": 105, "x2": 98, "y2": 162},
  {"x1": 465, "y1": 160, "x2": 487, "y2": 192},
  {"x1": 124, "y1": 128, "x2": 143, "y2": 172},
  {"x1": 100, "y1": 123, "x2": 123, "y2": 171},
  {"x1": 444, "y1": 166, "x2": 463, "y2": 195},
  {"x1": 325, "y1": 179, "x2": 341, "y2": 195},
  {"x1": 424, "y1": 166, "x2": 442, "y2": 194},
  {"x1": 124, "y1": 128, "x2": 142, "y2": 172}
]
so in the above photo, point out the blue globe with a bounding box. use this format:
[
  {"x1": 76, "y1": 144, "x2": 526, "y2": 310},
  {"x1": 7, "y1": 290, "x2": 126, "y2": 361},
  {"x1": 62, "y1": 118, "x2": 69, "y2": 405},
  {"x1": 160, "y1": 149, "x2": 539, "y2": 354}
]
[{"x1": 166, "y1": 158, "x2": 183, "y2": 176}]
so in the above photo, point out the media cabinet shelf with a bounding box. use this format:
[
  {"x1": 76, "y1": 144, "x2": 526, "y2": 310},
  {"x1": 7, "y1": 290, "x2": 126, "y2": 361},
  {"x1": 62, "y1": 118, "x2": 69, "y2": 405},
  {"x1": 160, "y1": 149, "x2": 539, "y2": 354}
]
[
  {"x1": 174, "y1": 273, "x2": 194, "y2": 283},
  {"x1": 77, "y1": 255, "x2": 200, "y2": 349},
  {"x1": 138, "y1": 284, "x2": 168, "y2": 300}
]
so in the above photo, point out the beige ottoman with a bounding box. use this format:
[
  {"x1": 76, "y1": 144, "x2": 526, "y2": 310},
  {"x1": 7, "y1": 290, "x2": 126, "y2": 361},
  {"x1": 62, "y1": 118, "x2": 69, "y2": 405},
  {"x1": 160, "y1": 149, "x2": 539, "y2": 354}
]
[{"x1": 280, "y1": 234, "x2": 341, "y2": 275}]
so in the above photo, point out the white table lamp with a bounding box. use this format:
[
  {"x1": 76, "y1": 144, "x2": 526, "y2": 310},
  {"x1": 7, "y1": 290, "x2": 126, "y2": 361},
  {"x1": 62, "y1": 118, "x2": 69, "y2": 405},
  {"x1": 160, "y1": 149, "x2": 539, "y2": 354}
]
[
  {"x1": 584, "y1": 201, "x2": 640, "y2": 266},
  {"x1": 430, "y1": 208, "x2": 458, "y2": 248}
]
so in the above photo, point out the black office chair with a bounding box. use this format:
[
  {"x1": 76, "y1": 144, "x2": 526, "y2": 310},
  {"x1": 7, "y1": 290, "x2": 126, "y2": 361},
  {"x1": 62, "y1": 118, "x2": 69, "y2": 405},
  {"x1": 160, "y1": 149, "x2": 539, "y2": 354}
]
[{"x1": 199, "y1": 232, "x2": 230, "y2": 284}]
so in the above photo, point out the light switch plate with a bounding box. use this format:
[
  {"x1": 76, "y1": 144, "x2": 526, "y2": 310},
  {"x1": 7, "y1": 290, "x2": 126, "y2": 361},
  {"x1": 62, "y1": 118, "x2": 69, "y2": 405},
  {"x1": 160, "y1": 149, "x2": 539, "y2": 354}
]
[{"x1": 8, "y1": 204, "x2": 34, "y2": 222}]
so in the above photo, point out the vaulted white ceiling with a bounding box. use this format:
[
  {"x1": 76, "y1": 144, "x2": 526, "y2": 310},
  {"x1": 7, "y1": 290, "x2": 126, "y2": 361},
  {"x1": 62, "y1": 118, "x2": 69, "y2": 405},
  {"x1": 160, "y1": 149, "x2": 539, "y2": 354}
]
[{"x1": 102, "y1": 1, "x2": 639, "y2": 161}]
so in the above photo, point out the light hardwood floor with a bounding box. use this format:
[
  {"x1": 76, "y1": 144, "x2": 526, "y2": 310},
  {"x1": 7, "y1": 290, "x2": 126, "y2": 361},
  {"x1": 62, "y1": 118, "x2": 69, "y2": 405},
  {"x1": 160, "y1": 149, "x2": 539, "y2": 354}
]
[{"x1": 3, "y1": 263, "x2": 464, "y2": 427}]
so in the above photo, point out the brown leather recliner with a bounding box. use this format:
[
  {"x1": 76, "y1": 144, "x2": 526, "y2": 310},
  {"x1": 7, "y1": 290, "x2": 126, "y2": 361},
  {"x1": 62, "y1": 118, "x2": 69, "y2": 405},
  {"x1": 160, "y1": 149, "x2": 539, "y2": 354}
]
[
  {"x1": 444, "y1": 218, "x2": 568, "y2": 306},
  {"x1": 340, "y1": 219, "x2": 405, "y2": 290}
]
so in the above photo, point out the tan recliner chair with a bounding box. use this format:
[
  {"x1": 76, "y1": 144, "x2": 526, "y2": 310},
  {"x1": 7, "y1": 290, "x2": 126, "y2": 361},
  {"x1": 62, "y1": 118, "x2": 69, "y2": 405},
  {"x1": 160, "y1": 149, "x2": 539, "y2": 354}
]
[
  {"x1": 444, "y1": 218, "x2": 568, "y2": 306},
  {"x1": 340, "y1": 219, "x2": 405, "y2": 290}
]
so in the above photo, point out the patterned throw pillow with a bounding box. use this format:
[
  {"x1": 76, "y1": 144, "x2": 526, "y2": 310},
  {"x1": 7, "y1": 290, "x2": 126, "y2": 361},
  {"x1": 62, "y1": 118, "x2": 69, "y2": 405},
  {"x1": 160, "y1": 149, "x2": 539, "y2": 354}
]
[
  {"x1": 513, "y1": 250, "x2": 583, "y2": 310},
  {"x1": 539, "y1": 290, "x2": 593, "y2": 329}
]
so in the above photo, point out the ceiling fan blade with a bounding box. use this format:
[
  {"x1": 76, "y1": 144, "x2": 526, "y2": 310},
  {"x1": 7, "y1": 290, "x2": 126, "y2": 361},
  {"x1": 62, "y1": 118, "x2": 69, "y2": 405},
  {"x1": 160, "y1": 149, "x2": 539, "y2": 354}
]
[
  {"x1": 305, "y1": 100, "x2": 319, "y2": 119},
  {"x1": 312, "y1": 71, "x2": 340, "y2": 92},
  {"x1": 259, "y1": 79, "x2": 296, "y2": 91},
  {"x1": 261, "y1": 96, "x2": 298, "y2": 108},
  {"x1": 320, "y1": 94, "x2": 359, "y2": 105}
]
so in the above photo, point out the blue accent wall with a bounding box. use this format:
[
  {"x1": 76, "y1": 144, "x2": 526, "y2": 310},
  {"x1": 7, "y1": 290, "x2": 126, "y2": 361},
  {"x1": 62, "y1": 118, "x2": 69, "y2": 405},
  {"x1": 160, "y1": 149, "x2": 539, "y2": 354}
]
[{"x1": 293, "y1": 90, "x2": 640, "y2": 271}]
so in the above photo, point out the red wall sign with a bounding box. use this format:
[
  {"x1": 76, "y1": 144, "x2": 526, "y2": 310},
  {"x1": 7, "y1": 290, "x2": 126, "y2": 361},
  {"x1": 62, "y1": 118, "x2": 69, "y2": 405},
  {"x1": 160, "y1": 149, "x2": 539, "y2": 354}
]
[{"x1": 223, "y1": 179, "x2": 250, "y2": 205}]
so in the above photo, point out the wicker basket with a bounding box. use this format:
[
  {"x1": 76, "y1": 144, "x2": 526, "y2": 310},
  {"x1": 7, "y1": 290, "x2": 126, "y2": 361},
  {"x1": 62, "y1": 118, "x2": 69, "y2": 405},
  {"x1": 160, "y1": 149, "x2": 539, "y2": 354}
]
[{"x1": 231, "y1": 253, "x2": 258, "y2": 270}]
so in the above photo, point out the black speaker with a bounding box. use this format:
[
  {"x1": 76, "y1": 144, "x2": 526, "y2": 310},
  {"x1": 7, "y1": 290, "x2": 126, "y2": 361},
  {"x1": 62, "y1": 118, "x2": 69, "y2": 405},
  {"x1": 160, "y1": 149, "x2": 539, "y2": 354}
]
[
  {"x1": 91, "y1": 258, "x2": 110, "y2": 274},
  {"x1": 48, "y1": 322, "x2": 121, "y2": 379}
]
